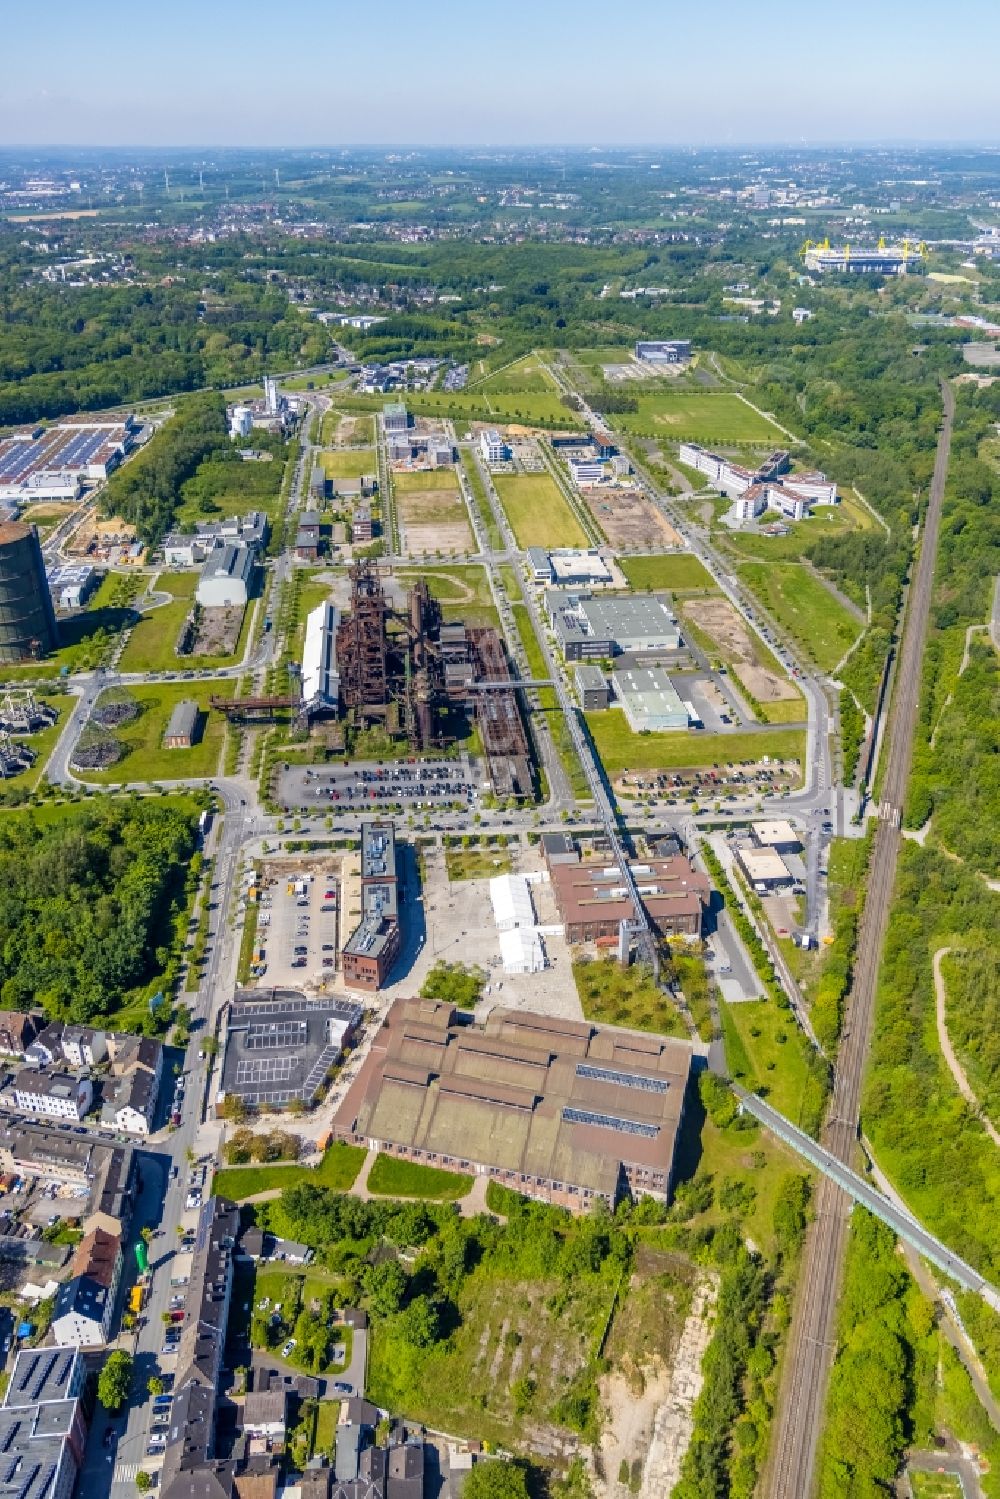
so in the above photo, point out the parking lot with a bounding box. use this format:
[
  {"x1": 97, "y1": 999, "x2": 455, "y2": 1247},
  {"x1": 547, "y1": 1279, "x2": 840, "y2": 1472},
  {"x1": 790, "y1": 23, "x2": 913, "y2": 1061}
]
[
  {"x1": 252, "y1": 861, "x2": 342, "y2": 989},
  {"x1": 278, "y1": 754, "x2": 483, "y2": 813}
]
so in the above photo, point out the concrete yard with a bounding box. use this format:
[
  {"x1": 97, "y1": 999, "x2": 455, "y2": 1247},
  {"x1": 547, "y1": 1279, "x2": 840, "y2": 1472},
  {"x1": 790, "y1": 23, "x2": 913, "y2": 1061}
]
[{"x1": 381, "y1": 843, "x2": 584, "y2": 1021}]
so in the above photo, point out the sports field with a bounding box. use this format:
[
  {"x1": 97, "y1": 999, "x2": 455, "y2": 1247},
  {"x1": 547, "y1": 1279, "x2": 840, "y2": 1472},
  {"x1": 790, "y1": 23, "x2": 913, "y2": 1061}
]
[
  {"x1": 620, "y1": 391, "x2": 787, "y2": 444},
  {"x1": 621, "y1": 554, "x2": 718, "y2": 592},
  {"x1": 738, "y1": 561, "x2": 862, "y2": 673},
  {"x1": 493, "y1": 473, "x2": 588, "y2": 549}
]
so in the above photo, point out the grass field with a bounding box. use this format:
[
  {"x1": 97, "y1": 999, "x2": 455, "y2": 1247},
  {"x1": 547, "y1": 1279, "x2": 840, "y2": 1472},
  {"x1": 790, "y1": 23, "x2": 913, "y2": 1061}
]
[
  {"x1": 74, "y1": 682, "x2": 225, "y2": 784},
  {"x1": 493, "y1": 473, "x2": 588, "y2": 549},
  {"x1": 573, "y1": 958, "x2": 688, "y2": 1038},
  {"x1": 338, "y1": 388, "x2": 570, "y2": 428},
  {"x1": 394, "y1": 565, "x2": 498, "y2": 629},
  {"x1": 320, "y1": 448, "x2": 377, "y2": 480},
  {"x1": 475, "y1": 354, "x2": 560, "y2": 394},
  {"x1": 720, "y1": 999, "x2": 825, "y2": 1130},
  {"x1": 619, "y1": 391, "x2": 787, "y2": 444},
  {"x1": 366, "y1": 1154, "x2": 472, "y2": 1201},
  {"x1": 585, "y1": 709, "x2": 806, "y2": 778},
  {"x1": 621, "y1": 554, "x2": 718, "y2": 592},
  {"x1": 118, "y1": 572, "x2": 253, "y2": 674},
  {"x1": 738, "y1": 561, "x2": 862, "y2": 673},
  {"x1": 445, "y1": 846, "x2": 513, "y2": 880},
  {"x1": 213, "y1": 1142, "x2": 367, "y2": 1200},
  {"x1": 319, "y1": 409, "x2": 376, "y2": 446},
  {"x1": 722, "y1": 496, "x2": 868, "y2": 563},
  {"x1": 393, "y1": 468, "x2": 460, "y2": 494}
]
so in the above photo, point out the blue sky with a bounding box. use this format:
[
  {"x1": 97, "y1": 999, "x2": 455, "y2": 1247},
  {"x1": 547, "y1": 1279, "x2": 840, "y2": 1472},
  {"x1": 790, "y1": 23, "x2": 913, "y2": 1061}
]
[{"x1": 3, "y1": 0, "x2": 998, "y2": 147}]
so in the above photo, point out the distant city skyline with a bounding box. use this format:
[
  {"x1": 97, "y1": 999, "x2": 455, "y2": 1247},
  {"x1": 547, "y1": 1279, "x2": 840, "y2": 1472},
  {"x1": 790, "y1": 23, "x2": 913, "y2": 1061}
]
[{"x1": 3, "y1": 0, "x2": 1000, "y2": 149}]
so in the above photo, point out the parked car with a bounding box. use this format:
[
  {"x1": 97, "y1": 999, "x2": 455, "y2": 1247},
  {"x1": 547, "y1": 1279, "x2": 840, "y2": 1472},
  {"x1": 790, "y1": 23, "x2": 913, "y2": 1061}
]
[{"x1": 281, "y1": 1339, "x2": 296, "y2": 1358}]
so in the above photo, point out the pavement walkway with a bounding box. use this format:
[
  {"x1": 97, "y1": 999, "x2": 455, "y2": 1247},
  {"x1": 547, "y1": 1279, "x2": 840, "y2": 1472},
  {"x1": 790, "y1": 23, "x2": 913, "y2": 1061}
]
[{"x1": 933, "y1": 946, "x2": 1000, "y2": 1149}]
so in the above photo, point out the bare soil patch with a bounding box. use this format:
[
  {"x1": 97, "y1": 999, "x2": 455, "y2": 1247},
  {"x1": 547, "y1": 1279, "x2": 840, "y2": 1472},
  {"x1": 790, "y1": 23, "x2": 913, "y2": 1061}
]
[
  {"x1": 683, "y1": 596, "x2": 799, "y2": 705},
  {"x1": 580, "y1": 486, "x2": 682, "y2": 549},
  {"x1": 398, "y1": 488, "x2": 473, "y2": 555}
]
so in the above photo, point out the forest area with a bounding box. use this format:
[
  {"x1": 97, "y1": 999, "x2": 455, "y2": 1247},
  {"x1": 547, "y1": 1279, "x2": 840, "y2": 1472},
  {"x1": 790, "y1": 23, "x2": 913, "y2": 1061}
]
[{"x1": 0, "y1": 800, "x2": 199, "y2": 1024}]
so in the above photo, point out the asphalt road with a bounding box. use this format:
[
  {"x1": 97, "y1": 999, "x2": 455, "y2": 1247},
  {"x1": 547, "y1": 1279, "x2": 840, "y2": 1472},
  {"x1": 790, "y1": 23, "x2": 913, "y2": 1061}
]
[{"x1": 768, "y1": 380, "x2": 955, "y2": 1499}]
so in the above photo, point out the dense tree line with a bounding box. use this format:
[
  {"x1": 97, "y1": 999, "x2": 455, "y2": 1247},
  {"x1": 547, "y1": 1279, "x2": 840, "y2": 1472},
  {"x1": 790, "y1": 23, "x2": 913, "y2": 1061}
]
[
  {"x1": 864, "y1": 843, "x2": 1000, "y2": 1277},
  {"x1": 100, "y1": 391, "x2": 230, "y2": 542},
  {"x1": 817, "y1": 1212, "x2": 923, "y2": 1495},
  {"x1": 0, "y1": 801, "x2": 197, "y2": 1023}
]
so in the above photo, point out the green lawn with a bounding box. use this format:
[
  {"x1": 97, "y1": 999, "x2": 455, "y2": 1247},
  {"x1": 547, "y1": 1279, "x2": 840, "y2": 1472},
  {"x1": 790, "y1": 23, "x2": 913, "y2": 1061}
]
[
  {"x1": 621, "y1": 554, "x2": 719, "y2": 592},
  {"x1": 722, "y1": 499, "x2": 865, "y2": 562},
  {"x1": 394, "y1": 565, "x2": 498, "y2": 629},
  {"x1": 338, "y1": 389, "x2": 570, "y2": 427},
  {"x1": 738, "y1": 562, "x2": 862, "y2": 673},
  {"x1": 475, "y1": 354, "x2": 560, "y2": 394},
  {"x1": 366, "y1": 1154, "x2": 472, "y2": 1201},
  {"x1": 494, "y1": 473, "x2": 588, "y2": 549},
  {"x1": 619, "y1": 392, "x2": 787, "y2": 444},
  {"x1": 585, "y1": 709, "x2": 806, "y2": 779},
  {"x1": 393, "y1": 468, "x2": 460, "y2": 493},
  {"x1": 74, "y1": 683, "x2": 225, "y2": 784},
  {"x1": 572, "y1": 958, "x2": 688, "y2": 1038},
  {"x1": 320, "y1": 448, "x2": 377, "y2": 480},
  {"x1": 213, "y1": 1143, "x2": 367, "y2": 1200},
  {"x1": 445, "y1": 846, "x2": 513, "y2": 880},
  {"x1": 720, "y1": 1000, "x2": 827, "y2": 1132},
  {"x1": 117, "y1": 572, "x2": 253, "y2": 674}
]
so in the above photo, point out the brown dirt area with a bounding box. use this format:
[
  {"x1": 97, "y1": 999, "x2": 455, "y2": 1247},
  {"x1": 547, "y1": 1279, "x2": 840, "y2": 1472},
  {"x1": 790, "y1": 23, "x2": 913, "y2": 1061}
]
[
  {"x1": 191, "y1": 604, "x2": 245, "y2": 657},
  {"x1": 398, "y1": 490, "x2": 473, "y2": 555},
  {"x1": 581, "y1": 486, "x2": 683, "y2": 549},
  {"x1": 592, "y1": 1249, "x2": 713, "y2": 1499},
  {"x1": 682, "y1": 596, "x2": 800, "y2": 705}
]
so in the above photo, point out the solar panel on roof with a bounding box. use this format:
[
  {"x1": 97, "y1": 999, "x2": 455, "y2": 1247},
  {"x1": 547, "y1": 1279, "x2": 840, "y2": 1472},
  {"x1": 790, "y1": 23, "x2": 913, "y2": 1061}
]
[
  {"x1": 576, "y1": 1062, "x2": 668, "y2": 1094},
  {"x1": 563, "y1": 1106, "x2": 659, "y2": 1138}
]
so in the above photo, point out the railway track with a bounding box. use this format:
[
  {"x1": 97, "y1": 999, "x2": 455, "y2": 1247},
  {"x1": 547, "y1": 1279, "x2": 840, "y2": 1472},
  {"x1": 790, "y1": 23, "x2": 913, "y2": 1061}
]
[{"x1": 768, "y1": 380, "x2": 955, "y2": 1498}]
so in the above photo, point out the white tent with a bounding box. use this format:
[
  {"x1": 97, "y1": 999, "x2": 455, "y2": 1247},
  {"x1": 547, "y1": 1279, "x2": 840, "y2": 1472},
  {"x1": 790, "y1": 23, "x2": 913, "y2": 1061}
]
[
  {"x1": 499, "y1": 927, "x2": 545, "y2": 975},
  {"x1": 489, "y1": 874, "x2": 535, "y2": 932}
]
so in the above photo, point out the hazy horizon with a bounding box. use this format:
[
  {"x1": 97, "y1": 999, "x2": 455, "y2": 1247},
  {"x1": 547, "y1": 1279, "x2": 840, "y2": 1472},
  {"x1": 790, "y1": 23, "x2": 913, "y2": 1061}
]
[{"x1": 4, "y1": 0, "x2": 999, "y2": 150}]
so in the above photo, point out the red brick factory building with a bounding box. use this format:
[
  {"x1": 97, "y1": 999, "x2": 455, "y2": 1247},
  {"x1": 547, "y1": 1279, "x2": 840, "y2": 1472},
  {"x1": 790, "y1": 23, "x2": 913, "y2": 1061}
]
[{"x1": 334, "y1": 998, "x2": 693, "y2": 1211}]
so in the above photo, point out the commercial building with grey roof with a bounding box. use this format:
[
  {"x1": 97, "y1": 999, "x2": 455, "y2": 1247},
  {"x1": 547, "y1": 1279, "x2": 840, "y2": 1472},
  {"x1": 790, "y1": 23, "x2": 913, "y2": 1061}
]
[
  {"x1": 545, "y1": 590, "x2": 680, "y2": 661},
  {"x1": 612, "y1": 666, "x2": 689, "y2": 732},
  {"x1": 0, "y1": 1348, "x2": 88, "y2": 1499}
]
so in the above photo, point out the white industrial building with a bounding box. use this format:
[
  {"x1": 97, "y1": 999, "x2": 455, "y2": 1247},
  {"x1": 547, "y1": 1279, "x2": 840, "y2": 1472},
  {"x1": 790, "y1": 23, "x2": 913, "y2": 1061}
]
[
  {"x1": 196, "y1": 542, "x2": 255, "y2": 608},
  {"x1": 480, "y1": 429, "x2": 510, "y2": 464},
  {"x1": 613, "y1": 667, "x2": 690, "y2": 732},
  {"x1": 635, "y1": 339, "x2": 692, "y2": 363},
  {"x1": 229, "y1": 405, "x2": 254, "y2": 438},
  {"x1": 735, "y1": 846, "x2": 793, "y2": 890},
  {"x1": 752, "y1": 820, "x2": 801, "y2": 853},
  {"x1": 569, "y1": 458, "x2": 605, "y2": 485},
  {"x1": 489, "y1": 874, "x2": 536, "y2": 932},
  {"x1": 301, "y1": 600, "x2": 340, "y2": 713},
  {"x1": 679, "y1": 443, "x2": 838, "y2": 517}
]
